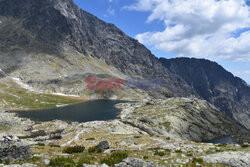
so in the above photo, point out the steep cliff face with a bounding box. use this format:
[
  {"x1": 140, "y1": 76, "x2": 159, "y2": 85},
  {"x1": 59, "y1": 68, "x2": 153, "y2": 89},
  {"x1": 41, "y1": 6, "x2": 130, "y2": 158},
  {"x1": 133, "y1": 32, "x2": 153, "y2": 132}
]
[
  {"x1": 0, "y1": 0, "x2": 195, "y2": 99},
  {"x1": 160, "y1": 57, "x2": 250, "y2": 129}
]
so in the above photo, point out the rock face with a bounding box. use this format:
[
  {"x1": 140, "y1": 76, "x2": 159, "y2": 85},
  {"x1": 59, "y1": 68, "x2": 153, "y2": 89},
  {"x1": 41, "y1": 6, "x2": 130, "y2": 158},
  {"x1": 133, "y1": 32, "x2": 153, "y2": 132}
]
[
  {"x1": 114, "y1": 158, "x2": 156, "y2": 167},
  {"x1": 0, "y1": 136, "x2": 31, "y2": 162},
  {"x1": 160, "y1": 57, "x2": 250, "y2": 129},
  {"x1": 0, "y1": 0, "x2": 195, "y2": 99},
  {"x1": 118, "y1": 98, "x2": 248, "y2": 142},
  {"x1": 202, "y1": 151, "x2": 250, "y2": 167}
]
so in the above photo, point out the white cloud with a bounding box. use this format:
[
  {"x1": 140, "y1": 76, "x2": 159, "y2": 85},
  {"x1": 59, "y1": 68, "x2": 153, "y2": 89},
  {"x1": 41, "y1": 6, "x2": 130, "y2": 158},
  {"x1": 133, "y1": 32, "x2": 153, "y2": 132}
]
[
  {"x1": 104, "y1": 7, "x2": 115, "y2": 17},
  {"x1": 127, "y1": 0, "x2": 250, "y2": 61},
  {"x1": 107, "y1": 7, "x2": 115, "y2": 15}
]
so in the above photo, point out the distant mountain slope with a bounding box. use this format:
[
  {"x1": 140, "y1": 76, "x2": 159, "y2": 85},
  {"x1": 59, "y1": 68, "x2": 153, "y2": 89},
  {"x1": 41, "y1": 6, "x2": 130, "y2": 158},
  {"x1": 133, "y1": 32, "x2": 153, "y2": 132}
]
[
  {"x1": 160, "y1": 57, "x2": 250, "y2": 129},
  {"x1": 0, "y1": 0, "x2": 195, "y2": 99}
]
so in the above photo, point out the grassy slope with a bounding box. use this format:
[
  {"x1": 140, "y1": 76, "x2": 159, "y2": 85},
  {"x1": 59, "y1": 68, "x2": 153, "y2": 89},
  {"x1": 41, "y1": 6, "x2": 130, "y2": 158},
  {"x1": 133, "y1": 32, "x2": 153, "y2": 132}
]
[{"x1": 0, "y1": 78, "x2": 84, "y2": 110}]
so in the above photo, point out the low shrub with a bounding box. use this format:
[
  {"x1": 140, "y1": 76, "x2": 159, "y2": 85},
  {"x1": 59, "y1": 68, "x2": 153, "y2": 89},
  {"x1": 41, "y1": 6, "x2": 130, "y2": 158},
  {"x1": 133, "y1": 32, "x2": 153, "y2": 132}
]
[
  {"x1": 50, "y1": 144, "x2": 61, "y2": 148},
  {"x1": 86, "y1": 138, "x2": 95, "y2": 140},
  {"x1": 218, "y1": 143, "x2": 227, "y2": 147},
  {"x1": 49, "y1": 157, "x2": 75, "y2": 167},
  {"x1": 88, "y1": 147, "x2": 103, "y2": 153},
  {"x1": 4, "y1": 160, "x2": 10, "y2": 165},
  {"x1": 77, "y1": 156, "x2": 93, "y2": 167},
  {"x1": 186, "y1": 151, "x2": 193, "y2": 156},
  {"x1": 63, "y1": 145, "x2": 85, "y2": 154},
  {"x1": 175, "y1": 150, "x2": 182, "y2": 153},
  {"x1": 154, "y1": 151, "x2": 166, "y2": 156},
  {"x1": 241, "y1": 144, "x2": 249, "y2": 148},
  {"x1": 37, "y1": 143, "x2": 45, "y2": 146},
  {"x1": 100, "y1": 151, "x2": 128, "y2": 166},
  {"x1": 192, "y1": 158, "x2": 204, "y2": 164}
]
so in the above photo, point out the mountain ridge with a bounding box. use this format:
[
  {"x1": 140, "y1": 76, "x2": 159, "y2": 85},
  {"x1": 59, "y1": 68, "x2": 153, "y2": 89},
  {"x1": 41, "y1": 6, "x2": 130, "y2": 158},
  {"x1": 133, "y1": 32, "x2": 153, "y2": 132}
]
[
  {"x1": 0, "y1": 0, "x2": 249, "y2": 128},
  {"x1": 0, "y1": 0, "x2": 196, "y2": 99},
  {"x1": 160, "y1": 57, "x2": 250, "y2": 129}
]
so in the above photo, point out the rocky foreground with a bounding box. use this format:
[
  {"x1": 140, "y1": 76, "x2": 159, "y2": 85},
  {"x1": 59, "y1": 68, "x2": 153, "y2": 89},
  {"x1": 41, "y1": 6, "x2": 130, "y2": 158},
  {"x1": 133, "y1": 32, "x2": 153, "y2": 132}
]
[{"x1": 0, "y1": 98, "x2": 249, "y2": 166}]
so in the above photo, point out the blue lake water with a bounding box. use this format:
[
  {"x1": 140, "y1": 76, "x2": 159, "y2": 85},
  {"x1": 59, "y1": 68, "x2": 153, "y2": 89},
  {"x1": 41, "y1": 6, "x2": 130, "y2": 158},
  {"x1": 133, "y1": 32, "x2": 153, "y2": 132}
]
[{"x1": 13, "y1": 100, "x2": 126, "y2": 123}]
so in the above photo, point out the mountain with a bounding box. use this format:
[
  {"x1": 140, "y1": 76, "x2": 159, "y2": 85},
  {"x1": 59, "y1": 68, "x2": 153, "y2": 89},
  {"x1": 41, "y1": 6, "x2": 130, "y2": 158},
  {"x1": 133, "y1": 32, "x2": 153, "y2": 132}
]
[
  {"x1": 159, "y1": 57, "x2": 250, "y2": 129},
  {"x1": 0, "y1": 1, "x2": 250, "y2": 165},
  {"x1": 0, "y1": 0, "x2": 195, "y2": 99},
  {"x1": 0, "y1": 0, "x2": 249, "y2": 129}
]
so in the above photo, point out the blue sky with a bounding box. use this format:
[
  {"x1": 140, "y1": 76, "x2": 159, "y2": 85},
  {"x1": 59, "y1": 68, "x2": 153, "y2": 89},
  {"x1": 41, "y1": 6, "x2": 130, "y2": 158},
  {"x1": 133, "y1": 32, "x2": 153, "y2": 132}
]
[{"x1": 74, "y1": 0, "x2": 250, "y2": 84}]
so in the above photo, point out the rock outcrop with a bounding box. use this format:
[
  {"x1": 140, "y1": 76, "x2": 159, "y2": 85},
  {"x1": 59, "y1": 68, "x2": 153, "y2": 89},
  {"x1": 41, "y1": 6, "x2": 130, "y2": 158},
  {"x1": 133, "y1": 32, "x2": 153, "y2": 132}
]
[
  {"x1": 118, "y1": 98, "x2": 248, "y2": 142},
  {"x1": 202, "y1": 151, "x2": 250, "y2": 167},
  {"x1": 0, "y1": 135, "x2": 31, "y2": 162}
]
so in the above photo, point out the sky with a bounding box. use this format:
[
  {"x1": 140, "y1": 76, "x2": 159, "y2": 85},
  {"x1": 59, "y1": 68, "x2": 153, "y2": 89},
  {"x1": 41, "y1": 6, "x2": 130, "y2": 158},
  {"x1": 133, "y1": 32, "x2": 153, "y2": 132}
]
[{"x1": 74, "y1": 0, "x2": 250, "y2": 84}]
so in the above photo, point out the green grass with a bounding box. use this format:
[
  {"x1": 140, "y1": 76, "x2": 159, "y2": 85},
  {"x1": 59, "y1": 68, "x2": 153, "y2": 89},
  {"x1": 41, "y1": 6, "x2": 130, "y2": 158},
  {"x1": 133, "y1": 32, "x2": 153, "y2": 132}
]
[
  {"x1": 0, "y1": 80, "x2": 84, "y2": 110},
  {"x1": 218, "y1": 143, "x2": 227, "y2": 147},
  {"x1": 37, "y1": 143, "x2": 45, "y2": 147},
  {"x1": 49, "y1": 157, "x2": 75, "y2": 167},
  {"x1": 154, "y1": 150, "x2": 166, "y2": 156},
  {"x1": 160, "y1": 121, "x2": 172, "y2": 131},
  {"x1": 77, "y1": 156, "x2": 93, "y2": 166},
  {"x1": 88, "y1": 147, "x2": 103, "y2": 154},
  {"x1": 100, "y1": 151, "x2": 128, "y2": 166}
]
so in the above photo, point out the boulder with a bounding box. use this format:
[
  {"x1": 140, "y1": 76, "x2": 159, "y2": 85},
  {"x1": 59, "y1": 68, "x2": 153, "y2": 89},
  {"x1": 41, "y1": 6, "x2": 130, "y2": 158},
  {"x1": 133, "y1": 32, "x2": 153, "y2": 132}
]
[{"x1": 95, "y1": 141, "x2": 110, "y2": 149}]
